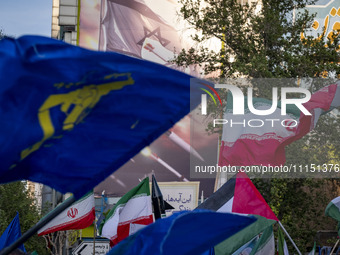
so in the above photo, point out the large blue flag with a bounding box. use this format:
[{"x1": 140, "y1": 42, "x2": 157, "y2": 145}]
[
  {"x1": 0, "y1": 212, "x2": 26, "y2": 252},
  {"x1": 0, "y1": 36, "x2": 203, "y2": 198},
  {"x1": 107, "y1": 210, "x2": 256, "y2": 255}
]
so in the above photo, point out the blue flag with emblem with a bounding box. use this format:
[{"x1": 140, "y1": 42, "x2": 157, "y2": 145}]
[
  {"x1": 0, "y1": 36, "x2": 203, "y2": 198},
  {"x1": 107, "y1": 210, "x2": 256, "y2": 255},
  {"x1": 0, "y1": 212, "x2": 26, "y2": 252}
]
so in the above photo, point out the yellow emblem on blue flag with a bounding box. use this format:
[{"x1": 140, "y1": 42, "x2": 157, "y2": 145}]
[{"x1": 21, "y1": 73, "x2": 134, "y2": 161}]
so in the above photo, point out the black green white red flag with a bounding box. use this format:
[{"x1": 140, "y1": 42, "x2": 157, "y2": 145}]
[
  {"x1": 37, "y1": 191, "x2": 95, "y2": 236},
  {"x1": 198, "y1": 172, "x2": 278, "y2": 221},
  {"x1": 325, "y1": 196, "x2": 340, "y2": 236},
  {"x1": 325, "y1": 196, "x2": 340, "y2": 222},
  {"x1": 197, "y1": 172, "x2": 278, "y2": 254}
]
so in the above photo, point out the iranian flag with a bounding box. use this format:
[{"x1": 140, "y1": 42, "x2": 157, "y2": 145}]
[
  {"x1": 38, "y1": 191, "x2": 95, "y2": 236},
  {"x1": 99, "y1": 177, "x2": 153, "y2": 246},
  {"x1": 219, "y1": 81, "x2": 340, "y2": 166},
  {"x1": 197, "y1": 172, "x2": 278, "y2": 254}
]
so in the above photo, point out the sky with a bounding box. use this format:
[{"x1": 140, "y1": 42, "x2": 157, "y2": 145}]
[
  {"x1": 0, "y1": 0, "x2": 52, "y2": 38},
  {"x1": 0, "y1": 0, "x2": 331, "y2": 38}
]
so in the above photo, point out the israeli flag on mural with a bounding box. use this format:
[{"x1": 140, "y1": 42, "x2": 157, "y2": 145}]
[{"x1": 0, "y1": 36, "x2": 203, "y2": 198}]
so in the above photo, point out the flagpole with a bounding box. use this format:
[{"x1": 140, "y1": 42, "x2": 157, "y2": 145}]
[
  {"x1": 330, "y1": 239, "x2": 339, "y2": 254},
  {"x1": 214, "y1": 135, "x2": 221, "y2": 192},
  {"x1": 0, "y1": 195, "x2": 76, "y2": 255},
  {"x1": 93, "y1": 220, "x2": 96, "y2": 255},
  {"x1": 278, "y1": 221, "x2": 302, "y2": 255}
]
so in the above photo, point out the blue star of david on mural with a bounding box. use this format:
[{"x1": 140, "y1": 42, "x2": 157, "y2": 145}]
[{"x1": 137, "y1": 27, "x2": 170, "y2": 47}]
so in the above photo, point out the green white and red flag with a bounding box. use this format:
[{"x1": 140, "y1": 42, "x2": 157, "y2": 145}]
[
  {"x1": 219, "y1": 81, "x2": 340, "y2": 166},
  {"x1": 37, "y1": 191, "x2": 95, "y2": 236},
  {"x1": 99, "y1": 177, "x2": 153, "y2": 246}
]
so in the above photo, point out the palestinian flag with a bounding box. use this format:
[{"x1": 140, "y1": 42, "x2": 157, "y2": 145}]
[
  {"x1": 198, "y1": 172, "x2": 278, "y2": 220},
  {"x1": 219, "y1": 81, "x2": 340, "y2": 166},
  {"x1": 99, "y1": 177, "x2": 153, "y2": 246},
  {"x1": 197, "y1": 172, "x2": 278, "y2": 255},
  {"x1": 38, "y1": 191, "x2": 95, "y2": 236},
  {"x1": 325, "y1": 196, "x2": 340, "y2": 235},
  {"x1": 325, "y1": 196, "x2": 340, "y2": 222}
]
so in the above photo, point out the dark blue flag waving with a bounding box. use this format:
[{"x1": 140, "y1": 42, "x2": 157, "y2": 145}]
[
  {"x1": 0, "y1": 212, "x2": 26, "y2": 252},
  {"x1": 107, "y1": 210, "x2": 256, "y2": 255},
  {"x1": 0, "y1": 36, "x2": 203, "y2": 198}
]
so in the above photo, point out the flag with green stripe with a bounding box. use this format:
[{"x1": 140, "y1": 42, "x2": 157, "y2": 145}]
[
  {"x1": 325, "y1": 196, "x2": 340, "y2": 235},
  {"x1": 99, "y1": 177, "x2": 153, "y2": 246},
  {"x1": 250, "y1": 225, "x2": 275, "y2": 255},
  {"x1": 197, "y1": 172, "x2": 277, "y2": 255},
  {"x1": 38, "y1": 191, "x2": 95, "y2": 236},
  {"x1": 325, "y1": 196, "x2": 340, "y2": 222},
  {"x1": 278, "y1": 227, "x2": 289, "y2": 255}
]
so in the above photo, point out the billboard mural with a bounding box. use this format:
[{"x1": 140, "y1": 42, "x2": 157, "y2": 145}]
[
  {"x1": 94, "y1": 113, "x2": 218, "y2": 197},
  {"x1": 301, "y1": 0, "x2": 340, "y2": 44},
  {"x1": 78, "y1": 0, "x2": 217, "y2": 197}
]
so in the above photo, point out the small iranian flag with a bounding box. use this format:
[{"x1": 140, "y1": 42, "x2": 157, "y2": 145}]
[
  {"x1": 38, "y1": 191, "x2": 95, "y2": 236},
  {"x1": 99, "y1": 177, "x2": 153, "y2": 246}
]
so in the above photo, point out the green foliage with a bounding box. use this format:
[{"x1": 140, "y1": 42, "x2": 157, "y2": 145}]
[
  {"x1": 175, "y1": 0, "x2": 339, "y2": 78},
  {"x1": 0, "y1": 182, "x2": 49, "y2": 254},
  {"x1": 0, "y1": 28, "x2": 14, "y2": 40},
  {"x1": 254, "y1": 177, "x2": 340, "y2": 252},
  {"x1": 273, "y1": 113, "x2": 340, "y2": 251}
]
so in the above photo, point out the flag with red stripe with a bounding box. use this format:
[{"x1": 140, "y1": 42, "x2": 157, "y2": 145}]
[
  {"x1": 99, "y1": 177, "x2": 153, "y2": 246},
  {"x1": 197, "y1": 172, "x2": 277, "y2": 254},
  {"x1": 38, "y1": 191, "x2": 95, "y2": 236},
  {"x1": 219, "y1": 81, "x2": 340, "y2": 166}
]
